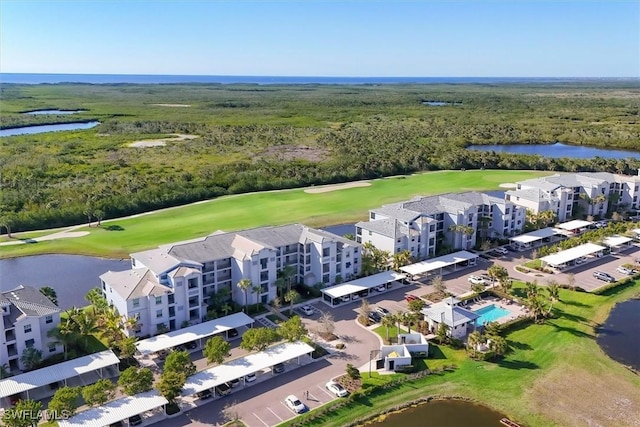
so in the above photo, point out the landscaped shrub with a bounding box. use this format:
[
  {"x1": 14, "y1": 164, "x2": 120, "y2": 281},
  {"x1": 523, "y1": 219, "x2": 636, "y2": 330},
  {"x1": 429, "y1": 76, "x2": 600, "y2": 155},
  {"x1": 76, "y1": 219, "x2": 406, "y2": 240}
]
[{"x1": 394, "y1": 364, "x2": 417, "y2": 373}]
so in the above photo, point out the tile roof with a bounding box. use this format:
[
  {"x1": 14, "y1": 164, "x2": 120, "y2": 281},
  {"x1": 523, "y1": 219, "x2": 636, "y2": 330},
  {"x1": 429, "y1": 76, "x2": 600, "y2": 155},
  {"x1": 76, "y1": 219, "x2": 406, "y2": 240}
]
[
  {"x1": 100, "y1": 268, "x2": 172, "y2": 300},
  {"x1": 1, "y1": 285, "x2": 60, "y2": 318}
]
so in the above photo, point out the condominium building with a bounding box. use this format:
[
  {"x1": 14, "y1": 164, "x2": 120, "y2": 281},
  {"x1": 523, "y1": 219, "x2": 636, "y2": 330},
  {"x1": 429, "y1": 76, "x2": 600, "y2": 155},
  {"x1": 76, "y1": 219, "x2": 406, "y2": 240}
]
[
  {"x1": 356, "y1": 191, "x2": 526, "y2": 259},
  {"x1": 100, "y1": 224, "x2": 360, "y2": 337},
  {"x1": 507, "y1": 172, "x2": 640, "y2": 222},
  {"x1": 1, "y1": 286, "x2": 62, "y2": 372}
]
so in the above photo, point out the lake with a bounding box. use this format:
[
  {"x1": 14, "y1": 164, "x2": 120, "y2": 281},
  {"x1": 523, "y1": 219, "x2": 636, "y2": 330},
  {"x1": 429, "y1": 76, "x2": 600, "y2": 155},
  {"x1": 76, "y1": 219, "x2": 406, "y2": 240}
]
[
  {"x1": 0, "y1": 255, "x2": 130, "y2": 310},
  {"x1": 23, "y1": 109, "x2": 83, "y2": 115},
  {"x1": 365, "y1": 399, "x2": 505, "y2": 427},
  {"x1": 597, "y1": 298, "x2": 640, "y2": 371},
  {"x1": 0, "y1": 121, "x2": 100, "y2": 137},
  {"x1": 467, "y1": 142, "x2": 640, "y2": 159}
]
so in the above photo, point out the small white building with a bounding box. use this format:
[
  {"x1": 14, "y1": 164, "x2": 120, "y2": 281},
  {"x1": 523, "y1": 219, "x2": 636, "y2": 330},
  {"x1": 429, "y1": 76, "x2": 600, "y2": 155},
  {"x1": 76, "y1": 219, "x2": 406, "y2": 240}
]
[
  {"x1": 1, "y1": 286, "x2": 62, "y2": 373},
  {"x1": 379, "y1": 333, "x2": 430, "y2": 371},
  {"x1": 421, "y1": 297, "x2": 480, "y2": 339}
]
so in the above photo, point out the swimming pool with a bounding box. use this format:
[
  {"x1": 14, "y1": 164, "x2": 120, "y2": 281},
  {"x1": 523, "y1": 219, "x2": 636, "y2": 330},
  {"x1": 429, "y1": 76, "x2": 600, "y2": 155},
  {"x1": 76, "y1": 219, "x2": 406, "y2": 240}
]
[{"x1": 474, "y1": 304, "x2": 510, "y2": 325}]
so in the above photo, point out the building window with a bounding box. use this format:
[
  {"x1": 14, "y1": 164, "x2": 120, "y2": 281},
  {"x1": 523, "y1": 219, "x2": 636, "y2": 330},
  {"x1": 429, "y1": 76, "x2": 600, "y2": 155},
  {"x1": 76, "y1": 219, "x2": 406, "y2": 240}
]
[
  {"x1": 25, "y1": 339, "x2": 35, "y2": 348},
  {"x1": 156, "y1": 309, "x2": 163, "y2": 318},
  {"x1": 322, "y1": 248, "x2": 330, "y2": 257},
  {"x1": 260, "y1": 258, "x2": 268, "y2": 269},
  {"x1": 49, "y1": 344, "x2": 56, "y2": 353},
  {"x1": 133, "y1": 299, "x2": 140, "y2": 308},
  {"x1": 155, "y1": 296, "x2": 162, "y2": 305},
  {"x1": 45, "y1": 315, "x2": 53, "y2": 324},
  {"x1": 260, "y1": 271, "x2": 269, "y2": 282},
  {"x1": 24, "y1": 324, "x2": 32, "y2": 334},
  {"x1": 368, "y1": 230, "x2": 372, "y2": 236}
]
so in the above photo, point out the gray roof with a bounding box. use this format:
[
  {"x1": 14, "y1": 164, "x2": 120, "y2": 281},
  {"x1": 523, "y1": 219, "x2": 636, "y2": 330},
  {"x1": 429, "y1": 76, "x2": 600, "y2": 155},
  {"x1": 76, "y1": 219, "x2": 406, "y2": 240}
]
[
  {"x1": 422, "y1": 299, "x2": 479, "y2": 327},
  {"x1": 100, "y1": 268, "x2": 172, "y2": 300},
  {"x1": 506, "y1": 188, "x2": 555, "y2": 203},
  {"x1": 1, "y1": 285, "x2": 60, "y2": 318},
  {"x1": 516, "y1": 172, "x2": 637, "y2": 192},
  {"x1": 356, "y1": 219, "x2": 418, "y2": 239},
  {"x1": 130, "y1": 248, "x2": 183, "y2": 274}
]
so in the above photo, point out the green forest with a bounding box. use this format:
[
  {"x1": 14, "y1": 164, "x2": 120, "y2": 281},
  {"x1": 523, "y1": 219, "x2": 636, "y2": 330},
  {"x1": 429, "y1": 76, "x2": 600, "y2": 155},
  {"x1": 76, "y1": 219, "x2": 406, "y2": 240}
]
[{"x1": 1, "y1": 81, "x2": 639, "y2": 233}]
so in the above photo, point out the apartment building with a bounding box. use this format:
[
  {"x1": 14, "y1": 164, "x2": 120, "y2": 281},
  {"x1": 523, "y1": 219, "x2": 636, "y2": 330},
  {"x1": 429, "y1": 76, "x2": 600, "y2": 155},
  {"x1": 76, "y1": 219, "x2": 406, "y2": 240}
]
[
  {"x1": 100, "y1": 224, "x2": 360, "y2": 337},
  {"x1": 356, "y1": 191, "x2": 526, "y2": 259},
  {"x1": 508, "y1": 172, "x2": 640, "y2": 221},
  {"x1": 1, "y1": 286, "x2": 62, "y2": 372}
]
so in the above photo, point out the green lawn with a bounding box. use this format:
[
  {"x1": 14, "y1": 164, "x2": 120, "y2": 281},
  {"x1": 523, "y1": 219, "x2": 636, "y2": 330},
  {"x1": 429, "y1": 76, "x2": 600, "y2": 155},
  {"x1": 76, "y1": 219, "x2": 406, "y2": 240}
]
[
  {"x1": 282, "y1": 281, "x2": 640, "y2": 427},
  {"x1": 0, "y1": 169, "x2": 547, "y2": 259}
]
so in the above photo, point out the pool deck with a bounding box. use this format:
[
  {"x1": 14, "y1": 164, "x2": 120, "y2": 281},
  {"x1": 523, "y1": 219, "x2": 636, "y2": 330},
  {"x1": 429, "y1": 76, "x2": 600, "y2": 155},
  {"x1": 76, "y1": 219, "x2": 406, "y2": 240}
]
[{"x1": 465, "y1": 296, "x2": 528, "y2": 324}]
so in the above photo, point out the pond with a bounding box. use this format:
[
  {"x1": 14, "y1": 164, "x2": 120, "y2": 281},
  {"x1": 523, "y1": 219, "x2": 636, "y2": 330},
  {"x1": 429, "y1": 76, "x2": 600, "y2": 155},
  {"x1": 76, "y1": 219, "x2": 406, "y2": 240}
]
[
  {"x1": 467, "y1": 142, "x2": 640, "y2": 159},
  {"x1": 0, "y1": 255, "x2": 129, "y2": 310},
  {"x1": 366, "y1": 399, "x2": 505, "y2": 427},
  {"x1": 0, "y1": 121, "x2": 100, "y2": 137},
  {"x1": 23, "y1": 109, "x2": 83, "y2": 115},
  {"x1": 597, "y1": 298, "x2": 640, "y2": 371}
]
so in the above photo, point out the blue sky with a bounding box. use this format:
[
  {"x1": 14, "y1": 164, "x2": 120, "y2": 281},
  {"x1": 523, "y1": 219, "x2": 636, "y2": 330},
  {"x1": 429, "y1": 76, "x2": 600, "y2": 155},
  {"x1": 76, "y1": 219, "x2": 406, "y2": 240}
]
[{"x1": 1, "y1": 0, "x2": 638, "y2": 77}]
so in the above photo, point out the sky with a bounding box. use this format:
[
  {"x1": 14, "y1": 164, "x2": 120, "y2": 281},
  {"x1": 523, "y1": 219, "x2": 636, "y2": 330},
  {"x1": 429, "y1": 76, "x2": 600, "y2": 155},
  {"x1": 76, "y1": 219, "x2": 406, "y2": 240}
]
[{"x1": 1, "y1": 0, "x2": 638, "y2": 77}]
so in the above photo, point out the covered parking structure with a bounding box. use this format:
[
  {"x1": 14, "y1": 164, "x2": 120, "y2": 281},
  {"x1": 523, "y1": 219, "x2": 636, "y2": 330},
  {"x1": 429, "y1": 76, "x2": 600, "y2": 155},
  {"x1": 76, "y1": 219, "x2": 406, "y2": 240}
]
[
  {"x1": 58, "y1": 390, "x2": 168, "y2": 427},
  {"x1": 602, "y1": 235, "x2": 634, "y2": 253},
  {"x1": 508, "y1": 227, "x2": 558, "y2": 251},
  {"x1": 540, "y1": 243, "x2": 606, "y2": 269},
  {"x1": 400, "y1": 251, "x2": 478, "y2": 281},
  {"x1": 0, "y1": 350, "x2": 119, "y2": 403},
  {"x1": 320, "y1": 271, "x2": 407, "y2": 306},
  {"x1": 556, "y1": 220, "x2": 593, "y2": 236},
  {"x1": 181, "y1": 341, "x2": 314, "y2": 398},
  {"x1": 135, "y1": 312, "x2": 254, "y2": 357}
]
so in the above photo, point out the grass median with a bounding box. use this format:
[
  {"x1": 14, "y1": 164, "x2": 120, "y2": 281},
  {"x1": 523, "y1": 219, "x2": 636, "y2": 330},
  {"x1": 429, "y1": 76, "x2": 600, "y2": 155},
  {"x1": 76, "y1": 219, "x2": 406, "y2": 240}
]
[{"x1": 0, "y1": 169, "x2": 547, "y2": 259}]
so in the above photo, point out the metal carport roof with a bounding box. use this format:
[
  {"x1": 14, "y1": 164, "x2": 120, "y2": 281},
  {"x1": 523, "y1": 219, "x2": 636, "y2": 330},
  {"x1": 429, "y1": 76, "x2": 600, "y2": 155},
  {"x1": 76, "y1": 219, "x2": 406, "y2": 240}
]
[
  {"x1": 58, "y1": 390, "x2": 168, "y2": 427},
  {"x1": 557, "y1": 220, "x2": 593, "y2": 231},
  {"x1": 400, "y1": 251, "x2": 478, "y2": 276},
  {"x1": 602, "y1": 235, "x2": 633, "y2": 247},
  {"x1": 181, "y1": 341, "x2": 314, "y2": 396},
  {"x1": 509, "y1": 227, "x2": 557, "y2": 244},
  {"x1": 540, "y1": 243, "x2": 606, "y2": 267},
  {"x1": 320, "y1": 271, "x2": 406, "y2": 299},
  {"x1": 0, "y1": 350, "x2": 119, "y2": 399},
  {"x1": 135, "y1": 312, "x2": 254, "y2": 356}
]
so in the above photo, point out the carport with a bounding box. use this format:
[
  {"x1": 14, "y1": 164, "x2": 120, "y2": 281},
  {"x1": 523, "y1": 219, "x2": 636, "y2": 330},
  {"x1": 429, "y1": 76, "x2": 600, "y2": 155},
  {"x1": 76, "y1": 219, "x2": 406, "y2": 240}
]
[
  {"x1": 400, "y1": 250, "x2": 478, "y2": 281},
  {"x1": 320, "y1": 271, "x2": 407, "y2": 306},
  {"x1": 556, "y1": 220, "x2": 593, "y2": 236},
  {"x1": 540, "y1": 242, "x2": 606, "y2": 269},
  {"x1": 602, "y1": 235, "x2": 634, "y2": 253},
  {"x1": 0, "y1": 350, "x2": 119, "y2": 402},
  {"x1": 135, "y1": 312, "x2": 254, "y2": 357},
  {"x1": 58, "y1": 390, "x2": 168, "y2": 427},
  {"x1": 180, "y1": 341, "x2": 314, "y2": 398},
  {"x1": 509, "y1": 227, "x2": 558, "y2": 251}
]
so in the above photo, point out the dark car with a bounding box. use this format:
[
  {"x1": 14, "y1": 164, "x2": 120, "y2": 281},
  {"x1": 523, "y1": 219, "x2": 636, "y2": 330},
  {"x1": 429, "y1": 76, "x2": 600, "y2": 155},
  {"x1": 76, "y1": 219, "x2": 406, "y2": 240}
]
[
  {"x1": 196, "y1": 389, "x2": 212, "y2": 399},
  {"x1": 228, "y1": 378, "x2": 240, "y2": 388},
  {"x1": 185, "y1": 341, "x2": 198, "y2": 350},
  {"x1": 368, "y1": 311, "x2": 382, "y2": 323},
  {"x1": 227, "y1": 328, "x2": 239, "y2": 338},
  {"x1": 272, "y1": 363, "x2": 285, "y2": 374},
  {"x1": 109, "y1": 422, "x2": 123, "y2": 427},
  {"x1": 129, "y1": 415, "x2": 143, "y2": 426}
]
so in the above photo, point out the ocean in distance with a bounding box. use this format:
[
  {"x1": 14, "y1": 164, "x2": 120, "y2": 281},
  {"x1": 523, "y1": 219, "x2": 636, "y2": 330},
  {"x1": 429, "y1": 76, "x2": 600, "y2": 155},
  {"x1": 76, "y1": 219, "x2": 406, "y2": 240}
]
[{"x1": 1, "y1": 73, "x2": 634, "y2": 85}]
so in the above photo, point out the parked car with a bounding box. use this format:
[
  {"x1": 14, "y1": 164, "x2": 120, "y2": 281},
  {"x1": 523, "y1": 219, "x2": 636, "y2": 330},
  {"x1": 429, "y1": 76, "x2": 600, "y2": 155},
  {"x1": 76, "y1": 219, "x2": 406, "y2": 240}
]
[
  {"x1": 215, "y1": 383, "x2": 231, "y2": 396},
  {"x1": 185, "y1": 341, "x2": 198, "y2": 350},
  {"x1": 374, "y1": 285, "x2": 386, "y2": 292},
  {"x1": 375, "y1": 306, "x2": 390, "y2": 316},
  {"x1": 616, "y1": 266, "x2": 635, "y2": 275},
  {"x1": 227, "y1": 378, "x2": 240, "y2": 388},
  {"x1": 593, "y1": 271, "x2": 616, "y2": 282},
  {"x1": 272, "y1": 363, "x2": 285, "y2": 374},
  {"x1": 341, "y1": 295, "x2": 351, "y2": 303},
  {"x1": 300, "y1": 305, "x2": 314, "y2": 316},
  {"x1": 467, "y1": 275, "x2": 486, "y2": 285},
  {"x1": 129, "y1": 415, "x2": 143, "y2": 426},
  {"x1": 575, "y1": 257, "x2": 588, "y2": 265},
  {"x1": 196, "y1": 389, "x2": 212, "y2": 399},
  {"x1": 368, "y1": 311, "x2": 382, "y2": 324},
  {"x1": 285, "y1": 395, "x2": 306, "y2": 414},
  {"x1": 494, "y1": 247, "x2": 509, "y2": 255},
  {"x1": 109, "y1": 422, "x2": 123, "y2": 427},
  {"x1": 325, "y1": 381, "x2": 349, "y2": 397},
  {"x1": 245, "y1": 372, "x2": 257, "y2": 382},
  {"x1": 227, "y1": 328, "x2": 239, "y2": 338},
  {"x1": 405, "y1": 294, "x2": 419, "y2": 302}
]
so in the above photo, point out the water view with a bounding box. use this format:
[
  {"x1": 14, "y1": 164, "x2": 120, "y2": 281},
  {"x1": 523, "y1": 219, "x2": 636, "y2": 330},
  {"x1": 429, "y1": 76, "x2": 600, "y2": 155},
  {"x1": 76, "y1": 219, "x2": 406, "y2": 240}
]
[
  {"x1": 23, "y1": 109, "x2": 83, "y2": 115},
  {"x1": 0, "y1": 255, "x2": 129, "y2": 309},
  {"x1": 365, "y1": 399, "x2": 505, "y2": 427},
  {"x1": 597, "y1": 298, "x2": 640, "y2": 371},
  {"x1": 0, "y1": 121, "x2": 100, "y2": 137},
  {"x1": 467, "y1": 142, "x2": 640, "y2": 159}
]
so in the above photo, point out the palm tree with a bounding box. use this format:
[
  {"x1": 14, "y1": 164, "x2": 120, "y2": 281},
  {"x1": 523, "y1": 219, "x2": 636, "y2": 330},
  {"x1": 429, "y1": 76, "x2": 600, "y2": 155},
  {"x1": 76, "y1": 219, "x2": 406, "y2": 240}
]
[
  {"x1": 251, "y1": 284, "x2": 262, "y2": 307},
  {"x1": 466, "y1": 330, "x2": 484, "y2": 357},
  {"x1": 220, "y1": 303, "x2": 232, "y2": 317},
  {"x1": 236, "y1": 279, "x2": 252, "y2": 313},
  {"x1": 392, "y1": 250, "x2": 412, "y2": 272},
  {"x1": 402, "y1": 312, "x2": 419, "y2": 333},
  {"x1": 47, "y1": 320, "x2": 78, "y2": 360},
  {"x1": 20, "y1": 347, "x2": 42, "y2": 371},
  {"x1": 381, "y1": 315, "x2": 395, "y2": 343},
  {"x1": 74, "y1": 311, "x2": 99, "y2": 351},
  {"x1": 277, "y1": 265, "x2": 296, "y2": 293},
  {"x1": 546, "y1": 281, "x2": 560, "y2": 315},
  {"x1": 527, "y1": 295, "x2": 546, "y2": 323},
  {"x1": 489, "y1": 335, "x2": 508, "y2": 358},
  {"x1": 284, "y1": 289, "x2": 301, "y2": 316},
  {"x1": 487, "y1": 264, "x2": 509, "y2": 290},
  {"x1": 525, "y1": 281, "x2": 539, "y2": 299},
  {"x1": 0, "y1": 363, "x2": 11, "y2": 379}
]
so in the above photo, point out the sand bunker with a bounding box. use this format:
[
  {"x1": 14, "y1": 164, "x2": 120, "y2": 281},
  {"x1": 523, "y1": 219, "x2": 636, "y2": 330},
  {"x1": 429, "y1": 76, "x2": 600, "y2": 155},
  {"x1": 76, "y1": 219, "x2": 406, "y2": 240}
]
[
  {"x1": 499, "y1": 183, "x2": 517, "y2": 189},
  {"x1": 129, "y1": 134, "x2": 198, "y2": 148},
  {"x1": 151, "y1": 103, "x2": 191, "y2": 107},
  {"x1": 304, "y1": 181, "x2": 371, "y2": 194}
]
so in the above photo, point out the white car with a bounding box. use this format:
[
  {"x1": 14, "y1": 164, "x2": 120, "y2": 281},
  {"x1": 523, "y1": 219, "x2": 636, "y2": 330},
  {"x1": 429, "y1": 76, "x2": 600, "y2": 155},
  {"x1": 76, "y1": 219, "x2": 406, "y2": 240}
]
[
  {"x1": 467, "y1": 275, "x2": 486, "y2": 285},
  {"x1": 494, "y1": 247, "x2": 509, "y2": 255},
  {"x1": 374, "y1": 285, "x2": 386, "y2": 292},
  {"x1": 616, "y1": 266, "x2": 635, "y2": 275},
  {"x1": 300, "y1": 305, "x2": 314, "y2": 316},
  {"x1": 325, "y1": 381, "x2": 349, "y2": 397},
  {"x1": 285, "y1": 395, "x2": 306, "y2": 414},
  {"x1": 575, "y1": 257, "x2": 588, "y2": 265},
  {"x1": 245, "y1": 373, "x2": 257, "y2": 382}
]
